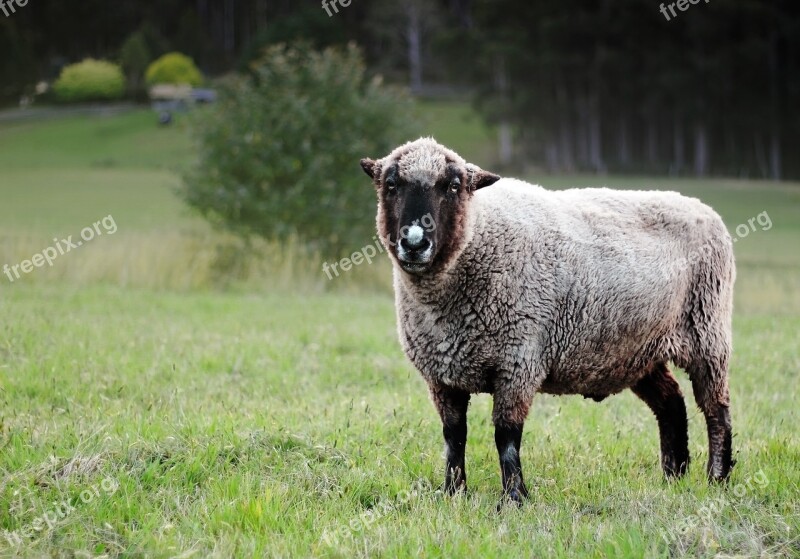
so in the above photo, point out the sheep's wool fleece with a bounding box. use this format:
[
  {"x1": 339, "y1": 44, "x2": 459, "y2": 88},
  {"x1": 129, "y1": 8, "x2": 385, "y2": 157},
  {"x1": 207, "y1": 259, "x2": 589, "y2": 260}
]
[{"x1": 395, "y1": 179, "x2": 735, "y2": 407}]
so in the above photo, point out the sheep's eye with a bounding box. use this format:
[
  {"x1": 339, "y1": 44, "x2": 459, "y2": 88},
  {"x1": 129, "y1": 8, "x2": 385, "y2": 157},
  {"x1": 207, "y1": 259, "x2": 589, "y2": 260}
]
[
  {"x1": 385, "y1": 178, "x2": 397, "y2": 191},
  {"x1": 449, "y1": 178, "x2": 461, "y2": 192}
]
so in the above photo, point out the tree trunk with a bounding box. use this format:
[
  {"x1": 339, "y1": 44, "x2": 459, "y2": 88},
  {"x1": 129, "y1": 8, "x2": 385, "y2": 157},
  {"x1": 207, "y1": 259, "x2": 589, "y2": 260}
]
[
  {"x1": 494, "y1": 56, "x2": 513, "y2": 165},
  {"x1": 769, "y1": 129, "x2": 781, "y2": 181},
  {"x1": 449, "y1": 0, "x2": 472, "y2": 28},
  {"x1": 576, "y1": 96, "x2": 590, "y2": 169},
  {"x1": 754, "y1": 132, "x2": 768, "y2": 179},
  {"x1": 588, "y1": 92, "x2": 605, "y2": 173},
  {"x1": 768, "y1": 30, "x2": 782, "y2": 181},
  {"x1": 223, "y1": 0, "x2": 235, "y2": 54},
  {"x1": 255, "y1": 0, "x2": 267, "y2": 31},
  {"x1": 617, "y1": 114, "x2": 630, "y2": 169},
  {"x1": 693, "y1": 122, "x2": 709, "y2": 177},
  {"x1": 406, "y1": 3, "x2": 423, "y2": 93},
  {"x1": 672, "y1": 118, "x2": 685, "y2": 176},
  {"x1": 498, "y1": 122, "x2": 513, "y2": 166},
  {"x1": 556, "y1": 82, "x2": 574, "y2": 172},
  {"x1": 545, "y1": 143, "x2": 559, "y2": 172},
  {"x1": 646, "y1": 111, "x2": 658, "y2": 169}
]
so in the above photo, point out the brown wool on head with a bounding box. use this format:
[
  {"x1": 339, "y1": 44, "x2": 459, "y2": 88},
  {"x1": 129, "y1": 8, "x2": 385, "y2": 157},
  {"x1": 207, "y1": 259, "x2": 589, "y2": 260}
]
[{"x1": 390, "y1": 138, "x2": 466, "y2": 186}]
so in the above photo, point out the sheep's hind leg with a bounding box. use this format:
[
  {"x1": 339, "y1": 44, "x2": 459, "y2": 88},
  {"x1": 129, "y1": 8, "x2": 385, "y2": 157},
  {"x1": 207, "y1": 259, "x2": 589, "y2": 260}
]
[
  {"x1": 702, "y1": 402, "x2": 733, "y2": 482},
  {"x1": 687, "y1": 361, "x2": 733, "y2": 482},
  {"x1": 631, "y1": 363, "x2": 690, "y2": 478},
  {"x1": 492, "y1": 390, "x2": 532, "y2": 507},
  {"x1": 430, "y1": 385, "x2": 470, "y2": 494}
]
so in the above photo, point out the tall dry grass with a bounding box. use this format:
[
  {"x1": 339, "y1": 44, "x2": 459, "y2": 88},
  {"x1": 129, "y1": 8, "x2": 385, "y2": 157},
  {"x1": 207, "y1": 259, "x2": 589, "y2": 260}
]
[
  {"x1": 0, "y1": 230, "x2": 394, "y2": 294},
  {"x1": 2, "y1": 227, "x2": 797, "y2": 315}
]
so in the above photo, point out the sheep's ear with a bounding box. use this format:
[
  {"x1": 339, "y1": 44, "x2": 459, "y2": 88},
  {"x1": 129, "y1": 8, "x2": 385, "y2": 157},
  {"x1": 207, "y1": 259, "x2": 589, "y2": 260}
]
[
  {"x1": 360, "y1": 158, "x2": 379, "y2": 180},
  {"x1": 468, "y1": 165, "x2": 501, "y2": 190}
]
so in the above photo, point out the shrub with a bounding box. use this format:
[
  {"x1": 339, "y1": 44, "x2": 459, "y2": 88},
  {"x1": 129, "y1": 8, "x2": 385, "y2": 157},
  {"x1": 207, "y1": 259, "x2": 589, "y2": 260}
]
[
  {"x1": 182, "y1": 43, "x2": 418, "y2": 256},
  {"x1": 145, "y1": 52, "x2": 202, "y2": 87},
  {"x1": 237, "y1": 7, "x2": 346, "y2": 71},
  {"x1": 120, "y1": 31, "x2": 153, "y2": 99},
  {"x1": 53, "y1": 59, "x2": 126, "y2": 103}
]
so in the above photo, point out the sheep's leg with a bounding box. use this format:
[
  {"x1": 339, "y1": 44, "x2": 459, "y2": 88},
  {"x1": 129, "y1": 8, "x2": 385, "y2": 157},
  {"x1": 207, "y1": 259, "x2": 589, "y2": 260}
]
[
  {"x1": 494, "y1": 422, "x2": 529, "y2": 506},
  {"x1": 492, "y1": 391, "x2": 532, "y2": 506},
  {"x1": 687, "y1": 362, "x2": 733, "y2": 482},
  {"x1": 631, "y1": 363, "x2": 690, "y2": 478},
  {"x1": 703, "y1": 402, "x2": 733, "y2": 482},
  {"x1": 430, "y1": 385, "x2": 470, "y2": 494},
  {"x1": 701, "y1": 402, "x2": 733, "y2": 482}
]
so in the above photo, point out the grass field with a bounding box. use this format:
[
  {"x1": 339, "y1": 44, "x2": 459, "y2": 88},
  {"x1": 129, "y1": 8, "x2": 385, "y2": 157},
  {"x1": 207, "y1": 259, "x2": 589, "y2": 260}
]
[{"x1": 0, "y1": 104, "x2": 798, "y2": 558}]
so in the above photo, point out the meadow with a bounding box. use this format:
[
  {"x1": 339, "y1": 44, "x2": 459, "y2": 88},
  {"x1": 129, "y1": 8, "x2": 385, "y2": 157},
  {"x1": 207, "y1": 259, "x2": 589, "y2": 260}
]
[{"x1": 0, "y1": 104, "x2": 798, "y2": 558}]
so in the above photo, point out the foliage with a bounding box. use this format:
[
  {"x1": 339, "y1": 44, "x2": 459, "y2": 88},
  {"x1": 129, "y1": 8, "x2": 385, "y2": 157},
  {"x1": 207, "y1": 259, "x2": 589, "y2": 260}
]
[
  {"x1": 183, "y1": 43, "x2": 418, "y2": 256},
  {"x1": 444, "y1": 0, "x2": 798, "y2": 178},
  {"x1": 137, "y1": 21, "x2": 171, "y2": 60},
  {"x1": 120, "y1": 31, "x2": 153, "y2": 77},
  {"x1": 237, "y1": 6, "x2": 347, "y2": 71},
  {"x1": 2, "y1": 0, "x2": 799, "y2": 177},
  {"x1": 174, "y1": 10, "x2": 215, "y2": 72},
  {"x1": 145, "y1": 52, "x2": 203, "y2": 87},
  {"x1": 53, "y1": 59, "x2": 126, "y2": 103},
  {"x1": 0, "y1": 20, "x2": 37, "y2": 105},
  {"x1": 119, "y1": 30, "x2": 153, "y2": 99},
  {"x1": 364, "y1": 0, "x2": 445, "y2": 88}
]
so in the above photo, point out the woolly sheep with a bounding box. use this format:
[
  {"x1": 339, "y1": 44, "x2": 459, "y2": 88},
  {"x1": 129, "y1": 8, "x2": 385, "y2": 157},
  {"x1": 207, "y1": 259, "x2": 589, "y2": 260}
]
[{"x1": 360, "y1": 138, "x2": 735, "y2": 505}]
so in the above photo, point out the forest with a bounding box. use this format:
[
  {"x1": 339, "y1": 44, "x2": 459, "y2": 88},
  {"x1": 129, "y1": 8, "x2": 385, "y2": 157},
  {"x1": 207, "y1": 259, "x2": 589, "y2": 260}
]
[{"x1": 2, "y1": 0, "x2": 798, "y2": 178}]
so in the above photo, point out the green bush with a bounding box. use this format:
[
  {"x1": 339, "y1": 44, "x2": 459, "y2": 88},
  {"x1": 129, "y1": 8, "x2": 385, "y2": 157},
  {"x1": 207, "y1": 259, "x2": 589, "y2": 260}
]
[
  {"x1": 182, "y1": 43, "x2": 418, "y2": 256},
  {"x1": 53, "y1": 59, "x2": 126, "y2": 103},
  {"x1": 145, "y1": 52, "x2": 202, "y2": 86},
  {"x1": 120, "y1": 31, "x2": 153, "y2": 99}
]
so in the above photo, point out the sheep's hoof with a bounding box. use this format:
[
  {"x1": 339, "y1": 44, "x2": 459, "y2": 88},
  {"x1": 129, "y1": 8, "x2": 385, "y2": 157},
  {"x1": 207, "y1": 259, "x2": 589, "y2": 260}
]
[
  {"x1": 708, "y1": 472, "x2": 731, "y2": 484},
  {"x1": 707, "y1": 458, "x2": 735, "y2": 484},
  {"x1": 441, "y1": 481, "x2": 468, "y2": 496},
  {"x1": 662, "y1": 455, "x2": 689, "y2": 479},
  {"x1": 496, "y1": 486, "x2": 528, "y2": 511},
  {"x1": 706, "y1": 456, "x2": 736, "y2": 483}
]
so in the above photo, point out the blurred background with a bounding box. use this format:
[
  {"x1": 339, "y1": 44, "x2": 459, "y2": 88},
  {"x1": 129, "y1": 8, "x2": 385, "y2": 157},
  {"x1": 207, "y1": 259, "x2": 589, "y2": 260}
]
[{"x1": 0, "y1": 0, "x2": 798, "y2": 300}]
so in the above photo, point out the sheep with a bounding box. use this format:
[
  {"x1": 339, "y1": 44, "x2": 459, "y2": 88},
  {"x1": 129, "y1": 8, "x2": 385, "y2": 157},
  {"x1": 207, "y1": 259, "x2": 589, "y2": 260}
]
[{"x1": 360, "y1": 137, "x2": 736, "y2": 505}]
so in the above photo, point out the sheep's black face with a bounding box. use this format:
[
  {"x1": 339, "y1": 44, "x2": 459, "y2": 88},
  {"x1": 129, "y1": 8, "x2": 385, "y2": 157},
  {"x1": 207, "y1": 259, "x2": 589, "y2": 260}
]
[
  {"x1": 361, "y1": 140, "x2": 500, "y2": 276},
  {"x1": 376, "y1": 161, "x2": 457, "y2": 275}
]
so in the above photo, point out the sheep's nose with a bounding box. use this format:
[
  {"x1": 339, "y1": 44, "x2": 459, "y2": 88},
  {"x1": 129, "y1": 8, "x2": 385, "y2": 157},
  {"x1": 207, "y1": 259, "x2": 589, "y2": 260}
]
[{"x1": 400, "y1": 225, "x2": 430, "y2": 252}]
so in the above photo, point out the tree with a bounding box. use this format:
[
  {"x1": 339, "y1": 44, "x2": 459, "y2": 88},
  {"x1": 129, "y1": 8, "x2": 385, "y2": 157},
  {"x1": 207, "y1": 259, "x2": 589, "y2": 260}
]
[
  {"x1": 119, "y1": 31, "x2": 152, "y2": 99},
  {"x1": 365, "y1": 0, "x2": 445, "y2": 92},
  {"x1": 182, "y1": 43, "x2": 418, "y2": 256},
  {"x1": 448, "y1": 0, "x2": 800, "y2": 179}
]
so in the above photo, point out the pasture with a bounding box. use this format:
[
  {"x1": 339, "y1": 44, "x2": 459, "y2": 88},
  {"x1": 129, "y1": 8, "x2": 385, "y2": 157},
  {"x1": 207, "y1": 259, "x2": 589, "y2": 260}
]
[{"x1": 0, "y1": 106, "x2": 798, "y2": 557}]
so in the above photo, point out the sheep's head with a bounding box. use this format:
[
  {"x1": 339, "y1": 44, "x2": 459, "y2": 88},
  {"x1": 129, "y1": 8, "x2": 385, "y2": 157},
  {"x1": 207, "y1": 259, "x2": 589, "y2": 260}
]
[{"x1": 361, "y1": 137, "x2": 500, "y2": 275}]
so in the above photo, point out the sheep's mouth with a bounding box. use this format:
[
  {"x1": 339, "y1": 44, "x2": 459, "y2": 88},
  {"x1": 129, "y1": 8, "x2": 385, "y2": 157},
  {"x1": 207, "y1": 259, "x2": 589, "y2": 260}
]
[
  {"x1": 396, "y1": 245, "x2": 435, "y2": 274},
  {"x1": 398, "y1": 260, "x2": 432, "y2": 274}
]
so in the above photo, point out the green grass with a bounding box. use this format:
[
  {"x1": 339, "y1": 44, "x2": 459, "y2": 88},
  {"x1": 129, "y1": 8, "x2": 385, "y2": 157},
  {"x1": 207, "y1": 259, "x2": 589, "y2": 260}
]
[
  {"x1": 0, "y1": 286, "x2": 797, "y2": 557},
  {"x1": 0, "y1": 110, "x2": 193, "y2": 171},
  {"x1": 0, "y1": 105, "x2": 798, "y2": 557},
  {"x1": 0, "y1": 111, "x2": 196, "y2": 234},
  {"x1": 416, "y1": 99, "x2": 497, "y2": 166}
]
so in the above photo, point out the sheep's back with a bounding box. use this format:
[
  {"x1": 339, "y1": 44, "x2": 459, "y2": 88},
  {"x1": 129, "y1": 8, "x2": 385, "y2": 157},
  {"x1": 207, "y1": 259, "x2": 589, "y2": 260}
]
[{"x1": 470, "y1": 180, "x2": 733, "y2": 394}]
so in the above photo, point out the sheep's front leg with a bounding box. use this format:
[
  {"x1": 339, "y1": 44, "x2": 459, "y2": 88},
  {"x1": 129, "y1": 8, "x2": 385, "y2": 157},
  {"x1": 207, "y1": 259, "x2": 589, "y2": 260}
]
[
  {"x1": 430, "y1": 384, "x2": 470, "y2": 494},
  {"x1": 493, "y1": 389, "x2": 532, "y2": 506}
]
